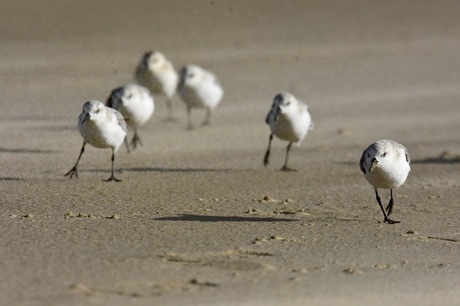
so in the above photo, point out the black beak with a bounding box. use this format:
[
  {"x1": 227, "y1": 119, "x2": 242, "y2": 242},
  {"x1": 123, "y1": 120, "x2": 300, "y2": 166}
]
[
  {"x1": 369, "y1": 157, "x2": 379, "y2": 173},
  {"x1": 82, "y1": 113, "x2": 90, "y2": 124}
]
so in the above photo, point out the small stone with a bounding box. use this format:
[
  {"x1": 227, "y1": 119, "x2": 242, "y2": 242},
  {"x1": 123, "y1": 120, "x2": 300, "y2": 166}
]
[
  {"x1": 406, "y1": 230, "x2": 417, "y2": 235},
  {"x1": 246, "y1": 208, "x2": 262, "y2": 214},
  {"x1": 282, "y1": 198, "x2": 295, "y2": 204},
  {"x1": 70, "y1": 282, "x2": 91, "y2": 294},
  {"x1": 343, "y1": 268, "x2": 363, "y2": 275},
  {"x1": 260, "y1": 195, "x2": 275, "y2": 203},
  {"x1": 65, "y1": 212, "x2": 76, "y2": 218}
]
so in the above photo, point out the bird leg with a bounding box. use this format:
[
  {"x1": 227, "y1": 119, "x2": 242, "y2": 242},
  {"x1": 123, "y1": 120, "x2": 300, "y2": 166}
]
[
  {"x1": 65, "y1": 142, "x2": 86, "y2": 179},
  {"x1": 186, "y1": 105, "x2": 194, "y2": 129},
  {"x1": 375, "y1": 189, "x2": 400, "y2": 224},
  {"x1": 124, "y1": 136, "x2": 131, "y2": 153},
  {"x1": 281, "y1": 142, "x2": 295, "y2": 171},
  {"x1": 201, "y1": 108, "x2": 211, "y2": 126},
  {"x1": 130, "y1": 128, "x2": 142, "y2": 150},
  {"x1": 104, "y1": 149, "x2": 122, "y2": 182},
  {"x1": 263, "y1": 134, "x2": 273, "y2": 167},
  {"x1": 166, "y1": 97, "x2": 174, "y2": 121},
  {"x1": 385, "y1": 189, "x2": 395, "y2": 216}
]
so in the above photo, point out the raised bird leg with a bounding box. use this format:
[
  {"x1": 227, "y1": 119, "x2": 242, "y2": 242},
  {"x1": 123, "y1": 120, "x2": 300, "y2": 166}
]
[
  {"x1": 263, "y1": 134, "x2": 273, "y2": 167},
  {"x1": 65, "y1": 142, "x2": 86, "y2": 179}
]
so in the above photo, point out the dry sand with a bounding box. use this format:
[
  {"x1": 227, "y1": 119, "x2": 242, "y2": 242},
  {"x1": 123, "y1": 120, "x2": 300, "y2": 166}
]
[{"x1": 1, "y1": 1, "x2": 460, "y2": 305}]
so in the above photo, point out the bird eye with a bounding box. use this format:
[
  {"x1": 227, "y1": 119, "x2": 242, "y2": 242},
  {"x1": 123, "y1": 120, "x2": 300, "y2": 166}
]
[
  {"x1": 94, "y1": 109, "x2": 100, "y2": 113},
  {"x1": 382, "y1": 152, "x2": 387, "y2": 157},
  {"x1": 127, "y1": 94, "x2": 133, "y2": 99}
]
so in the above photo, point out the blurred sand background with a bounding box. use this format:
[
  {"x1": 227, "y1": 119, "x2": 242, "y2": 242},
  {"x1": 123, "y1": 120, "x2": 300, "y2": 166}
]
[{"x1": 1, "y1": 1, "x2": 460, "y2": 305}]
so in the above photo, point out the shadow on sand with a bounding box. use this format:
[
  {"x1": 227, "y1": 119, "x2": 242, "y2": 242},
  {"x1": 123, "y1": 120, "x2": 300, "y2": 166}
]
[
  {"x1": 411, "y1": 150, "x2": 460, "y2": 164},
  {"x1": 124, "y1": 167, "x2": 230, "y2": 173},
  {"x1": 0, "y1": 148, "x2": 56, "y2": 154},
  {"x1": 153, "y1": 214, "x2": 297, "y2": 222}
]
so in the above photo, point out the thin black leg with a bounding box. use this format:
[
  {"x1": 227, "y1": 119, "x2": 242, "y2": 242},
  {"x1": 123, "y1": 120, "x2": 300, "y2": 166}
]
[
  {"x1": 65, "y1": 142, "x2": 86, "y2": 179},
  {"x1": 105, "y1": 149, "x2": 122, "y2": 182},
  {"x1": 166, "y1": 97, "x2": 174, "y2": 120},
  {"x1": 263, "y1": 134, "x2": 273, "y2": 167},
  {"x1": 201, "y1": 108, "x2": 211, "y2": 126},
  {"x1": 187, "y1": 105, "x2": 194, "y2": 129},
  {"x1": 131, "y1": 128, "x2": 142, "y2": 150},
  {"x1": 281, "y1": 142, "x2": 295, "y2": 171},
  {"x1": 385, "y1": 189, "x2": 394, "y2": 216},
  {"x1": 124, "y1": 135, "x2": 131, "y2": 153},
  {"x1": 375, "y1": 189, "x2": 399, "y2": 224}
]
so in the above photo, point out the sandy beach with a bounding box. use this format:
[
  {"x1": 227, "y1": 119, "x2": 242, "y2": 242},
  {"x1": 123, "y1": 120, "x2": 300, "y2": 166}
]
[{"x1": 1, "y1": 1, "x2": 460, "y2": 305}]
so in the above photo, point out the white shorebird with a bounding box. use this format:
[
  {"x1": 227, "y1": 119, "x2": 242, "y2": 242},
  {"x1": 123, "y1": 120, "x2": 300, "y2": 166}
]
[
  {"x1": 134, "y1": 51, "x2": 178, "y2": 120},
  {"x1": 177, "y1": 64, "x2": 224, "y2": 129},
  {"x1": 360, "y1": 139, "x2": 411, "y2": 224},
  {"x1": 264, "y1": 93, "x2": 313, "y2": 171},
  {"x1": 106, "y1": 84, "x2": 154, "y2": 152},
  {"x1": 65, "y1": 100, "x2": 127, "y2": 182}
]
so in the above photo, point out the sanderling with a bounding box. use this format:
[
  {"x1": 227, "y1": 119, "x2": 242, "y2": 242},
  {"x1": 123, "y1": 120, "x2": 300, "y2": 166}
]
[
  {"x1": 65, "y1": 100, "x2": 127, "y2": 182},
  {"x1": 106, "y1": 84, "x2": 154, "y2": 152},
  {"x1": 134, "y1": 51, "x2": 178, "y2": 120},
  {"x1": 177, "y1": 64, "x2": 224, "y2": 129},
  {"x1": 359, "y1": 139, "x2": 411, "y2": 224},
  {"x1": 263, "y1": 92, "x2": 313, "y2": 171}
]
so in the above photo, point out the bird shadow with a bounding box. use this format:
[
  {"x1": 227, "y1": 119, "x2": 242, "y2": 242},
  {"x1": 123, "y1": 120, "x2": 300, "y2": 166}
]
[
  {"x1": 84, "y1": 167, "x2": 230, "y2": 175},
  {"x1": 0, "y1": 148, "x2": 57, "y2": 154},
  {"x1": 411, "y1": 152, "x2": 460, "y2": 164},
  {"x1": 0, "y1": 177, "x2": 24, "y2": 181},
  {"x1": 339, "y1": 151, "x2": 460, "y2": 166},
  {"x1": 123, "y1": 167, "x2": 234, "y2": 173},
  {"x1": 153, "y1": 214, "x2": 298, "y2": 222}
]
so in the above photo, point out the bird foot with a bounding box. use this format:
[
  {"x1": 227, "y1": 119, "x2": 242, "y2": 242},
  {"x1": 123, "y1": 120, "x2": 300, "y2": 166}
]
[
  {"x1": 201, "y1": 120, "x2": 210, "y2": 127},
  {"x1": 163, "y1": 116, "x2": 177, "y2": 123},
  {"x1": 131, "y1": 136, "x2": 142, "y2": 150},
  {"x1": 384, "y1": 217, "x2": 400, "y2": 224},
  {"x1": 104, "y1": 175, "x2": 122, "y2": 182},
  {"x1": 65, "y1": 167, "x2": 78, "y2": 179}
]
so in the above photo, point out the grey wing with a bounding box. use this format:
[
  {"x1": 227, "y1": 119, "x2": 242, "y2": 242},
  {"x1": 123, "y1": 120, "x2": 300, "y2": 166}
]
[
  {"x1": 108, "y1": 108, "x2": 127, "y2": 132},
  {"x1": 359, "y1": 150, "x2": 367, "y2": 174},
  {"x1": 302, "y1": 103, "x2": 314, "y2": 130},
  {"x1": 265, "y1": 101, "x2": 281, "y2": 125},
  {"x1": 394, "y1": 141, "x2": 410, "y2": 164},
  {"x1": 405, "y1": 148, "x2": 410, "y2": 164},
  {"x1": 106, "y1": 87, "x2": 124, "y2": 110}
]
